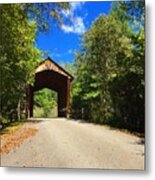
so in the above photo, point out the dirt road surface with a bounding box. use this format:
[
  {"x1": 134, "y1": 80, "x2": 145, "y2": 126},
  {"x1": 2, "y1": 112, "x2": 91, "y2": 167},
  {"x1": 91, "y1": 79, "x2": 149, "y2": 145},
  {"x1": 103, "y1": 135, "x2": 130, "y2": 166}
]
[{"x1": 1, "y1": 118, "x2": 144, "y2": 169}]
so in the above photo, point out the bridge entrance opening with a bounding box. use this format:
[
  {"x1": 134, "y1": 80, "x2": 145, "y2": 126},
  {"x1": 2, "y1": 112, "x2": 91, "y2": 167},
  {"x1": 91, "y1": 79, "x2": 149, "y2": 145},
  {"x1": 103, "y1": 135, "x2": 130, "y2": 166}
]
[{"x1": 33, "y1": 88, "x2": 58, "y2": 118}]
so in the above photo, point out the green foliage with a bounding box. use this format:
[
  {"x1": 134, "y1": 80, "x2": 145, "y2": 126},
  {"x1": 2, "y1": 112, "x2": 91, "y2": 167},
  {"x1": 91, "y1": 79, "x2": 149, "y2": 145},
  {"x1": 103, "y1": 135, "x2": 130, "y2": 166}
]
[
  {"x1": 24, "y1": 2, "x2": 70, "y2": 32},
  {"x1": 109, "y1": 72, "x2": 144, "y2": 131},
  {"x1": 71, "y1": 1, "x2": 145, "y2": 132},
  {"x1": 33, "y1": 88, "x2": 57, "y2": 118},
  {"x1": 0, "y1": 3, "x2": 70, "y2": 125},
  {"x1": 0, "y1": 4, "x2": 41, "y2": 123}
]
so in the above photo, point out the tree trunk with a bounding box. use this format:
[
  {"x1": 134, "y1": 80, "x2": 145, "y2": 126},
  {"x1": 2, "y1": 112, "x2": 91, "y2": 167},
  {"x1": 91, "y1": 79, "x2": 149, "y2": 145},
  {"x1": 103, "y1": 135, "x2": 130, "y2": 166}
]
[{"x1": 17, "y1": 99, "x2": 21, "y2": 121}]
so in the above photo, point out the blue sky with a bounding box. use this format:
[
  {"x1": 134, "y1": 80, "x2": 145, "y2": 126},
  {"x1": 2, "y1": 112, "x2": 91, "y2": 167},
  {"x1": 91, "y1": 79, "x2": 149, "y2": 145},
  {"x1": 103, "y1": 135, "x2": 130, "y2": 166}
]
[{"x1": 36, "y1": 1, "x2": 112, "y2": 65}]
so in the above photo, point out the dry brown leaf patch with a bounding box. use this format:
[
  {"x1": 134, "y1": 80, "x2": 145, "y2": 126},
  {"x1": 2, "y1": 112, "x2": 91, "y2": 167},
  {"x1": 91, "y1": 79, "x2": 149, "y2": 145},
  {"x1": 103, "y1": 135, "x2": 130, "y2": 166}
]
[{"x1": 0, "y1": 126, "x2": 38, "y2": 155}]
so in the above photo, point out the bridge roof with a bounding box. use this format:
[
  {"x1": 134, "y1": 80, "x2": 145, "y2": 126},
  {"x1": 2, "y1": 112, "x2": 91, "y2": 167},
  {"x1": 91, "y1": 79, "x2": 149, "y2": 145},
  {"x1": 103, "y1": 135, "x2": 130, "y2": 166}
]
[{"x1": 35, "y1": 57, "x2": 73, "y2": 80}]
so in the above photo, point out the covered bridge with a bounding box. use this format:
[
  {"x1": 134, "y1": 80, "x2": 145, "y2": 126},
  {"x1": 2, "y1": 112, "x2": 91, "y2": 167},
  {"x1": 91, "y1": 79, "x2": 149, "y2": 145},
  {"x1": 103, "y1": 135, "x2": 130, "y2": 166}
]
[{"x1": 26, "y1": 57, "x2": 73, "y2": 118}]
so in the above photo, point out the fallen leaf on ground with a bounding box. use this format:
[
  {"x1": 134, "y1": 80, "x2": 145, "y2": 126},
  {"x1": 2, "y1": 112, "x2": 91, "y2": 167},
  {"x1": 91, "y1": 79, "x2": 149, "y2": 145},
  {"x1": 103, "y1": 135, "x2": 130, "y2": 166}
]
[{"x1": 0, "y1": 127, "x2": 38, "y2": 155}]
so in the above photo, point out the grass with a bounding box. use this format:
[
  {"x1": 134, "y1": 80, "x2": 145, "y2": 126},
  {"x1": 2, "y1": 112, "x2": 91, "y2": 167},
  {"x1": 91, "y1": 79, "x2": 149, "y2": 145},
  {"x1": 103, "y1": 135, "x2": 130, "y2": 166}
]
[
  {"x1": 33, "y1": 106, "x2": 58, "y2": 118},
  {"x1": 0, "y1": 121, "x2": 24, "y2": 135}
]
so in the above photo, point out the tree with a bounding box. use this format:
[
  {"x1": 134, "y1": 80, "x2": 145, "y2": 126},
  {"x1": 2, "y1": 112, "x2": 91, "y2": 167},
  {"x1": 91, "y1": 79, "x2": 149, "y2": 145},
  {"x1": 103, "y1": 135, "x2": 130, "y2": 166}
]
[
  {"x1": 24, "y1": 2, "x2": 70, "y2": 32},
  {"x1": 34, "y1": 88, "x2": 57, "y2": 118},
  {"x1": 71, "y1": 1, "x2": 145, "y2": 132},
  {"x1": 0, "y1": 2, "x2": 70, "y2": 125},
  {"x1": 0, "y1": 4, "x2": 41, "y2": 123},
  {"x1": 109, "y1": 0, "x2": 145, "y2": 132}
]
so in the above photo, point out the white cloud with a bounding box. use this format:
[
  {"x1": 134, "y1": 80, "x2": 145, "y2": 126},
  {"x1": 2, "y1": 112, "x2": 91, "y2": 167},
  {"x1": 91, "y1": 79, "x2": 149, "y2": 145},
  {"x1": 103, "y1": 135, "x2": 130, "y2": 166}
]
[
  {"x1": 60, "y1": 2, "x2": 86, "y2": 35},
  {"x1": 55, "y1": 53, "x2": 61, "y2": 57},
  {"x1": 74, "y1": 17, "x2": 86, "y2": 34},
  {"x1": 61, "y1": 17, "x2": 86, "y2": 34},
  {"x1": 61, "y1": 9, "x2": 71, "y2": 17},
  {"x1": 61, "y1": 24, "x2": 73, "y2": 33},
  {"x1": 68, "y1": 49, "x2": 73, "y2": 54},
  {"x1": 70, "y1": 2, "x2": 85, "y2": 12},
  {"x1": 62, "y1": 2, "x2": 85, "y2": 17},
  {"x1": 50, "y1": 50, "x2": 61, "y2": 58}
]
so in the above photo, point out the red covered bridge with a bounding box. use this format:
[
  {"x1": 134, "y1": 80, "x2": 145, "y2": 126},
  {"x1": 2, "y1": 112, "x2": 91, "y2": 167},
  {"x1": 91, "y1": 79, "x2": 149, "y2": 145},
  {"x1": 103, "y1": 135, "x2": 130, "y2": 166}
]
[{"x1": 26, "y1": 57, "x2": 73, "y2": 118}]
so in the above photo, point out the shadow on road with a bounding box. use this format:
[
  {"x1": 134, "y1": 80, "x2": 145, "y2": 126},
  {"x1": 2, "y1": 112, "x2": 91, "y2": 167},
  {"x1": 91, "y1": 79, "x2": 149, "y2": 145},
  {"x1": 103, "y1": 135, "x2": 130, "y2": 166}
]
[
  {"x1": 26, "y1": 119, "x2": 44, "y2": 123},
  {"x1": 136, "y1": 139, "x2": 145, "y2": 145}
]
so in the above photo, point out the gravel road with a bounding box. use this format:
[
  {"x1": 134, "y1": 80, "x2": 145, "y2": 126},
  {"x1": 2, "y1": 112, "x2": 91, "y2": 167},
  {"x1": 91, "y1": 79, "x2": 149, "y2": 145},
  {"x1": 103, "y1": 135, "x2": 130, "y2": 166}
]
[{"x1": 1, "y1": 118, "x2": 144, "y2": 170}]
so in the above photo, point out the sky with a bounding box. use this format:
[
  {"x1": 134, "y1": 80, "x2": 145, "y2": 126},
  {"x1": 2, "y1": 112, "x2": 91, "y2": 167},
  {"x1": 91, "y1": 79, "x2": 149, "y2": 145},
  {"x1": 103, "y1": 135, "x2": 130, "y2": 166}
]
[{"x1": 36, "y1": 1, "x2": 112, "y2": 65}]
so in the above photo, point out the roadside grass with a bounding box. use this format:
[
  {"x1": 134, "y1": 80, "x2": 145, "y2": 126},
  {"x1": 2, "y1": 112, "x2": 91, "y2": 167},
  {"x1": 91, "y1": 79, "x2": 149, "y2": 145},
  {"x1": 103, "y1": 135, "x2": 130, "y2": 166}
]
[
  {"x1": 0, "y1": 121, "x2": 24, "y2": 135},
  {"x1": 33, "y1": 106, "x2": 57, "y2": 118}
]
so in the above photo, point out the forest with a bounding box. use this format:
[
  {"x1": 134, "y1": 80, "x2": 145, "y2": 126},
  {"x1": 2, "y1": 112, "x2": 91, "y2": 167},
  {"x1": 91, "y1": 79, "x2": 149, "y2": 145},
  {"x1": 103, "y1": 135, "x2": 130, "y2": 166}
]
[{"x1": 0, "y1": 1, "x2": 145, "y2": 133}]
